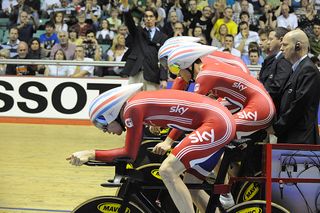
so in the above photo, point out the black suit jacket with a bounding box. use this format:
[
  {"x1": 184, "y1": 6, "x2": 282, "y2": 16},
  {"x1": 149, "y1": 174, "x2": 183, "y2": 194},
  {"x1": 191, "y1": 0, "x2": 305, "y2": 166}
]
[
  {"x1": 259, "y1": 53, "x2": 292, "y2": 112},
  {"x1": 273, "y1": 57, "x2": 320, "y2": 144},
  {"x1": 121, "y1": 11, "x2": 168, "y2": 84}
]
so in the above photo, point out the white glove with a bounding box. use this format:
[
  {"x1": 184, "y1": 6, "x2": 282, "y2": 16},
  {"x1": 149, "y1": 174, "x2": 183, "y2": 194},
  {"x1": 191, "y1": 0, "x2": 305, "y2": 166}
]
[
  {"x1": 67, "y1": 150, "x2": 95, "y2": 166},
  {"x1": 152, "y1": 139, "x2": 172, "y2": 155}
]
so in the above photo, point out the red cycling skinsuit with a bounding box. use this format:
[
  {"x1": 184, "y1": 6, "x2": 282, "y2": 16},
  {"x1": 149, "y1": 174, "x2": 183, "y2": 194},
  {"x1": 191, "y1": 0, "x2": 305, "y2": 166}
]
[
  {"x1": 95, "y1": 90, "x2": 236, "y2": 179},
  {"x1": 195, "y1": 56, "x2": 275, "y2": 136}
]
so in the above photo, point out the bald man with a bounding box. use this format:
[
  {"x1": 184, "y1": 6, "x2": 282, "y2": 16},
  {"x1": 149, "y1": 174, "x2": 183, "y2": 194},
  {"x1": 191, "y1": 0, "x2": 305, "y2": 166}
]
[
  {"x1": 6, "y1": 41, "x2": 36, "y2": 75},
  {"x1": 270, "y1": 29, "x2": 320, "y2": 144}
]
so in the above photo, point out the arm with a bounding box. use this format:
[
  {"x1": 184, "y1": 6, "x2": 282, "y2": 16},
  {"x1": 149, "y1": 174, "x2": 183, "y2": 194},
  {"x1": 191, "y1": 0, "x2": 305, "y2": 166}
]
[
  {"x1": 273, "y1": 67, "x2": 320, "y2": 136},
  {"x1": 264, "y1": 58, "x2": 291, "y2": 101}
]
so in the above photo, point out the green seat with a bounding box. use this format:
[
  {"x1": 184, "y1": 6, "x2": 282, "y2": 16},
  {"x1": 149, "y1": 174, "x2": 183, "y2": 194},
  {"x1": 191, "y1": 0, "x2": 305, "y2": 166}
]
[
  {"x1": 2, "y1": 30, "x2": 9, "y2": 44},
  {"x1": 100, "y1": 44, "x2": 110, "y2": 54},
  {"x1": 0, "y1": 29, "x2": 3, "y2": 43},
  {"x1": 0, "y1": 18, "x2": 9, "y2": 28},
  {"x1": 34, "y1": 30, "x2": 46, "y2": 38}
]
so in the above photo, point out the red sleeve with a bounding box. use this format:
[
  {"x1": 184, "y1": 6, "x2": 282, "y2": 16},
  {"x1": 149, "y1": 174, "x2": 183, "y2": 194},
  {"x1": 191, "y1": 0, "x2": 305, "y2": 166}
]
[
  {"x1": 95, "y1": 108, "x2": 144, "y2": 162},
  {"x1": 171, "y1": 77, "x2": 189, "y2": 90},
  {"x1": 167, "y1": 128, "x2": 184, "y2": 141}
]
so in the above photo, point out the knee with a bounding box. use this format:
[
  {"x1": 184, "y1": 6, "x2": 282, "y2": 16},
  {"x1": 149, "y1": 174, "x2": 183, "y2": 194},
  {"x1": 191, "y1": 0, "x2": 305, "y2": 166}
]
[{"x1": 159, "y1": 162, "x2": 173, "y2": 182}]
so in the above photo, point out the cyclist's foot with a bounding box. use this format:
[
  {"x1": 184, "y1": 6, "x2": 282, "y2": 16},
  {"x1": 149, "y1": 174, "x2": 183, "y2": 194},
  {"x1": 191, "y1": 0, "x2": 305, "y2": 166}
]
[{"x1": 219, "y1": 193, "x2": 235, "y2": 209}]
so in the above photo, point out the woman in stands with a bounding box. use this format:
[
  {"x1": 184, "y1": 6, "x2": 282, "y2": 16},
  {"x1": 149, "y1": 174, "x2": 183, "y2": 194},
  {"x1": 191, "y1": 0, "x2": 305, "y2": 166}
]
[
  {"x1": 96, "y1": 19, "x2": 114, "y2": 45},
  {"x1": 52, "y1": 12, "x2": 68, "y2": 33},
  {"x1": 44, "y1": 49, "x2": 75, "y2": 76}
]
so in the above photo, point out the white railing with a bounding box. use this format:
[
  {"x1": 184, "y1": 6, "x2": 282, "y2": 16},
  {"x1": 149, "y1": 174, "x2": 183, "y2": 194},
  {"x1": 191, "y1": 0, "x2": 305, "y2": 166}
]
[{"x1": 0, "y1": 59, "x2": 263, "y2": 72}]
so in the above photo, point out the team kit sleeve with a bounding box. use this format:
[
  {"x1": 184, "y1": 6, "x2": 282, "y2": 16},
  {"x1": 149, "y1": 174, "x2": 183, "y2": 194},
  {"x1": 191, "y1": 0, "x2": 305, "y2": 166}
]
[{"x1": 95, "y1": 107, "x2": 144, "y2": 162}]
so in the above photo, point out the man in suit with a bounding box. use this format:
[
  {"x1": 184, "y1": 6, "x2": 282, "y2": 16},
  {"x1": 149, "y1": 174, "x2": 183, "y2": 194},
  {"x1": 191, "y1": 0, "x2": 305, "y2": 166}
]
[
  {"x1": 270, "y1": 29, "x2": 320, "y2": 144},
  {"x1": 259, "y1": 27, "x2": 291, "y2": 112},
  {"x1": 121, "y1": 1, "x2": 168, "y2": 90}
]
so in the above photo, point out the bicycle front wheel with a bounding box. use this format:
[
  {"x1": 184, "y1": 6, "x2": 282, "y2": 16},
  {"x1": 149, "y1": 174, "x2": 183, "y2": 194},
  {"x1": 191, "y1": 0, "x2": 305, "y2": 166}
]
[
  {"x1": 72, "y1": 196, "x2": 145, "y2": 213},
  {"x1": 226, "y1": 200, "x2": 290, "y2": 213}
]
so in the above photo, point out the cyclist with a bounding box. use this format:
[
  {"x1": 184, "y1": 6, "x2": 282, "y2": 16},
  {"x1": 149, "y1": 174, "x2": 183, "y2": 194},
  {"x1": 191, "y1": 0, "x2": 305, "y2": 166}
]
[
  {"x1": 154, "y1": 43, "x2": 275, "y2": 210},
  {"x1": 67, "y1": 83, "x2": 236, "y2": 213}
]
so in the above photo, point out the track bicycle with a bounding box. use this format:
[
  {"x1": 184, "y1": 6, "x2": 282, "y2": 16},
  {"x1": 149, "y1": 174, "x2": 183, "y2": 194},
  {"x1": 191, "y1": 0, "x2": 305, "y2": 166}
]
[{"x1": 71, "y1": 139, "x2": 290, "y2": 213}]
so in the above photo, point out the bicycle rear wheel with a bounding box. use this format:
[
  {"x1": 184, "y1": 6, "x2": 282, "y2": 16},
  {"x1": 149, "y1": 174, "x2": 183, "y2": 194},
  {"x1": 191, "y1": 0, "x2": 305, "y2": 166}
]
[
  {"x1": 226, "y1": 200, "x2": 290, "y2": 213},
  {"x1": 72, "y1": 196, "x2": 145, "y2": 213}
]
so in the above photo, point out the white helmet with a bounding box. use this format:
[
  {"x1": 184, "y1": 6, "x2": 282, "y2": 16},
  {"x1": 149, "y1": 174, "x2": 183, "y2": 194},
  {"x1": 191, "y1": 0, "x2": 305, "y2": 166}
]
[
  {"x1": 167, "y1": 44, "x2": 217, "y2": 74},
  {"x1": 158, "y1": 36, "x2": 201, "y2": 67},
  {"x1": 89, "y1": 83, "x2": 143, "y2": 129}
]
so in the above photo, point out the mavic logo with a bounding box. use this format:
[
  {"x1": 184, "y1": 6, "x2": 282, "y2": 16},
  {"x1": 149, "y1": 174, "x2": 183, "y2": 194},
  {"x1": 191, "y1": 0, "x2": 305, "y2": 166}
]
[
  {"x1": 169, "y1": 105, "x2": 189, "y2": 115},
  {"x1": 237, "y1": 111, "x2": 257, "y2": 121},
  {"x1": 232, "y1": 82, "x2": 247, "y2": 91},
  {"x1": 189, "y1": 129, "x2": 215, "y2": 143}
]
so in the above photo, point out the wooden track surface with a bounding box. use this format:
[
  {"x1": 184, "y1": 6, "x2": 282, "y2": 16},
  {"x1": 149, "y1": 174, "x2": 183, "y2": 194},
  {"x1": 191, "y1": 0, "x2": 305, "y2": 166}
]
[{"x1": 0, "y1": 123, "x2": 125, "y2": 213}]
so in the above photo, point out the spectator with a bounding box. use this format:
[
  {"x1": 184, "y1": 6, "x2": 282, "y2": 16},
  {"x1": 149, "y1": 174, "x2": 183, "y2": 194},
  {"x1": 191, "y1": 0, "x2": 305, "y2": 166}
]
[
  {"x1": 8, "y1": 0, "x2": 32, "y2": 27},
  {"x1": 233, "y1": 0, "x2": 257, "y2": 26},
  {"x1": 107, "y1": 8, "x2": 122, "y2": 33},
  {"x1": 81, "y1": 0, "x2": 101, "y2": 21},
  {"x1": 211, "y1": 24, "x2": 228, "y2": 48},
  {"x1": 294, "y1": 0, "x2": 309, "y2": 15},
  {"x1": 162, "y1": 10, "x2": 179, "y2": 37},
  {"x1": 276, "y1": 4, "x2": 298, "y2": 30},
  {"x1": 70, "y1": 45, "x2": 94, "y2": 77},
  {"x1": 248, "y1": 49, "x2": 261, "y2": 65},
  {"x1": 298, "y1": 4, "x2": 320, "y2": 37},
  {"x1": 167, "y1": 0, "x2": 184, "y2": 23},
  {"x1": 121, "y1": 2, "x2": 168, "y2": 90},
  {"x1": 259, "y1": 27, "x2": 291, "y2": 112},
  {"x1": 71, "y1": 12, "x2": 94, "y2": 39},
  {"x1": 117, "y1": 24, "x2": 129, "y2": 38},
  {"x1": 6, "y1": 41, "x2": 35, "y2": 75},
  {"x1": 270, "y1": 29, "x2": 320, "y2": 144},
  {"x1": 219, "y1": 34, "x2": 242, "y2": 57},
  {"x1": 233, "y1": 0, "x2": 254, "y2": 15},
  {"x1": 44, "y1": 49, "x2": 75, "y2": 76},
  {"x1": 39, "y1": 21, "x2": 60, "y2": 57},
  {"x1": 258, "y1": 29, "x2": 270, "y2": 59},
  {"x1": 16, "y1": 11, "x2": 36, "y2": 43},
  {"x1": 2, "y1": 0, "x2": 18, "y2": 18},
  {"x1": 52, "y1": 12, "x2": 68, "y2": 32},
  {"x1": 41, "y1": 0, "x2": 61, "y2": 15},
  {"x1": 0, "y1": 49, "x2": 10, "y2": 75},
  {"x1": 173, "y1": 22, "x2": 185, "y2": 37},
  {"x1": 188, "y1": 6, "x2": 213, "y2": 44},
  {"x1": 182, "y1": 0, "x2": 201, "y2": 29},
  {"x1": 211, "y1": 7, "x2": 238, "y2": 40},
  {"x1": 105, "y1": 34, "x2": 128, "y2": 75},
  {"x1": 68, "y1": 27, "x2": 83, "y2": 46},
  {"x1": 27, "y1": 37, "x2": 46, "y2": 74},
  {"x1": 50, "y1": 31, "x2": 76, "y2": 60},
  {"x1": 1, "y1": 27, "x2": 20, "y2": 58},
  {"x1": 82, "y1": 30, "x2": 101, "y2": 61},
  {"x1": 154, "y1": 0, "x2": 166, "y2": 28},
  {"x1": 27, "y1": 37, "x2": 46, "y2": 59},
  {"x1": 234, "y1": 21, "x2": 260, "y2": 55},
  {"x1": 239, "y1": 11, "x2": 258, "y2": 32},
  {"x1": 310, "y1": 21, "x2": 320, "y2": 57},
  {"x1": 259, "y1": 4, "x2": 277, "y2": 31},
  {"x1": 241, "y1": 41, "x2": 264, "y2": 64},
  {"x1": 96, "y1": 19, "x2": 115, "y2": 45}
]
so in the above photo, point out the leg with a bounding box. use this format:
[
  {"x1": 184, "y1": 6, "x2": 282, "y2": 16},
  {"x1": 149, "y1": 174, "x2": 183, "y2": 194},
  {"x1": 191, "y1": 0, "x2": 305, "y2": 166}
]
[
  {"x1": 159, "y1": 154, "x2": 194, "y2": 213},
  {"x1": 184, "y1": 173, "x2": 209, "y2": 213}
]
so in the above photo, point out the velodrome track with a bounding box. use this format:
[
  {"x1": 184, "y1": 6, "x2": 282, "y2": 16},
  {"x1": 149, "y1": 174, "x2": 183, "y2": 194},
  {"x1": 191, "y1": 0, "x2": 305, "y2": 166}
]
[{"x1": 0, "y1": 123, "x2": 124, "y2": 213}]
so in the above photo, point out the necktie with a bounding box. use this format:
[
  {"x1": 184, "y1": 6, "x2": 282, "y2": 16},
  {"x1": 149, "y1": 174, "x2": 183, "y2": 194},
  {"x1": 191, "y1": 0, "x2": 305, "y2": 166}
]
[{"x1": 145, "y1": 28, "x2": 151, "y2": 41}]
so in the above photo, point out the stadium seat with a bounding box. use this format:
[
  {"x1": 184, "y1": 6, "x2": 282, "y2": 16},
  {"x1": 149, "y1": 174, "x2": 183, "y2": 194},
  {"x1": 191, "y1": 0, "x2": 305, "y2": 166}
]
[
  {"x1": 34, "y1": 30, "x2": 46, "y2": 38},
  {"x1": 0, "y1": 18, "x2": 9, "y2": 29},
  {"x1": 100, "y1": 44, "x2": 110, "y2": 54},
  {"x1": 2, "y1": 30, "x2": 9, "y2": 44}
]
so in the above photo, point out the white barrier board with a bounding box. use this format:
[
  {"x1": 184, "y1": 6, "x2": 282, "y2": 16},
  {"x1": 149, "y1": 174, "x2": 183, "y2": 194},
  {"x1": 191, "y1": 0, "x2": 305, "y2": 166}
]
[{"x1": 0, "y1": 76, "x2": 128, "y2": 119}]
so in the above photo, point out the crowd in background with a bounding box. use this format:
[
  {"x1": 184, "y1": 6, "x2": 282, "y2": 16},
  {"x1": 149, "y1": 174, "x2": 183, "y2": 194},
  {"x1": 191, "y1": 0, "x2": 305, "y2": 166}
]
[{"x1": 0, "y1": 0, "x2": 320, "y2": 77}]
